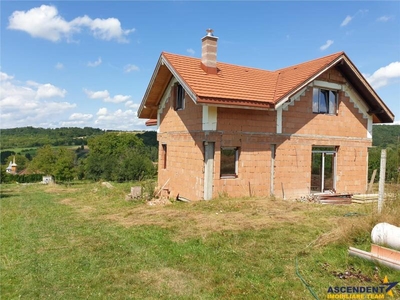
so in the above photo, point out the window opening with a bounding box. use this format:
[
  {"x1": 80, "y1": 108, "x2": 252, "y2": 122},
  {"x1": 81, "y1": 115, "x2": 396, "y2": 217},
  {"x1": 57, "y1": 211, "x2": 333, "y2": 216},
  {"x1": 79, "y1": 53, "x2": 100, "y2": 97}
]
[
  {"x1": 220, "y1": 147, "x2": 239, "y2": 178},
  {"x1": 175, "y1": 84, "x2": 185, "y2": 110},
  {"x1": 312, "y1": 88, "x2": 337, "y2": 114},
  {"x1": 162, "y1": 144, "x2": 167, "y2": 169}
]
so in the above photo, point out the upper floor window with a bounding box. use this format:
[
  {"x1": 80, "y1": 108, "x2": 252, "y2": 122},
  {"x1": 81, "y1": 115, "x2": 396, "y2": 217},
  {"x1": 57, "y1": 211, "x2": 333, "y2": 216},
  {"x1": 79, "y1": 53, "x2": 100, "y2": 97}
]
[
  {"x1": 312, "y1": 88, "x2": 337, "y2": 115},
  {"x1": 175, "y1": 84, "x2": 185, "y2": 110}
]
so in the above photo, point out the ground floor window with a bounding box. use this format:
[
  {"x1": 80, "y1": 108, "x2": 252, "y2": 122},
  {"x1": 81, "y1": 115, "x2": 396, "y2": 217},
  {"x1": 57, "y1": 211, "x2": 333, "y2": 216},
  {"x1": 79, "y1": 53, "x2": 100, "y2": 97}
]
[
  {"x1": 220, "y1": 147, "x2": 239, "y2": 178},
  {"x1": 311, "y1": 146, "x2": 337, "y2": 193},
  {"x1": 162, "y1": 144, "x2": 167, "y2": 169}
]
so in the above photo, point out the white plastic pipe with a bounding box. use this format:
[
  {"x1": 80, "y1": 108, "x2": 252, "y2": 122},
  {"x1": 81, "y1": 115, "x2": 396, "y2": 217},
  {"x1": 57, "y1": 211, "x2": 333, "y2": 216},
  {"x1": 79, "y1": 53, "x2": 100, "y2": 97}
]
[
  {"x1": 371, "y1": 223, "x2": 400, "y2": 250},
  {"x1": 348, "y1": 247, "x2": 400, "y2": 271}
]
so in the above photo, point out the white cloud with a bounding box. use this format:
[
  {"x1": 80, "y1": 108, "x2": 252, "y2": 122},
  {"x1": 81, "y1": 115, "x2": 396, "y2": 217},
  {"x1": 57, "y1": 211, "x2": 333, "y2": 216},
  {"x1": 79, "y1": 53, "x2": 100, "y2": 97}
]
[
  {"x1": 84, "y1": 89, "x2": 110, "y2": 99},
  {"x1": 377, "y1": 15, "x2": 392, "y2": 22},
  {"x1": 8, "y1": 5, "x2": 71, "y2": 42},
  {"x1": 94, "y1": 108, "x2": 144, "y2": 130},
  {"x1": 0, "y1": 73, "x2": 75, "y2": 128},
  {"x1": 125, "y1": 100, "x2": 139, "y2": 109},
  {"x1": 87, "y1": 57, "x2": 102, "y2": 67},
  {"x1": 186, "y1": 48, "x2": 195, "y2": 56},
  {"x1": 84, "y1": 88, "x2": 130, "y2": 103},
  {"x1": 320, "y1": 40, "x2": 334, "y2": 51},
  {"x1": 105, "y1": 95, "x2": 131, "y2": 103},
  {"x1": 340, "y1": 10, "x2": 368, "y2": 27},
  {"x1": 36, "y1": 83, "x2": 67, "y2": 99},
  {"x1": 69, "y1": 113, "x2": 93, "y2": 121},
  {"x1": 55, "y1": 62, "x2": 64, "y2": 69},
  {"x1": 124, "y1": 64, "x2": 139, "y2": 73},
  {"x1": 97, "y1": 108, "x2": 108, "y2": 115},
  {"x1": 341, "y1": 15, "x2": 353, "y2": 27},
  {"x1": 8, "y1": 5, "x2": 134, "y2": 43},
  {"x1": 364, "y1": 61, "x2": 400, "y2": 89},
  {"x1": 0, "y1": 72, "x2": 14, "y2": 81}
]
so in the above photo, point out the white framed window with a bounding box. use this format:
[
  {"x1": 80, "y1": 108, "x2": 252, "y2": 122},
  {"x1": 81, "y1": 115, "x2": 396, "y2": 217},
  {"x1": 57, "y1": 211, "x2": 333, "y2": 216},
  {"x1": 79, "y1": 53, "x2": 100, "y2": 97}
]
[
  {"x1": 312, "y1": 88, "x2": 338, "y2": 115},
  {"x1": 175, "y1": 84, "x2": 185, "y2": 110},
  {"x1": 220, "y1": 147, "x2": 239, "y2": 178}
]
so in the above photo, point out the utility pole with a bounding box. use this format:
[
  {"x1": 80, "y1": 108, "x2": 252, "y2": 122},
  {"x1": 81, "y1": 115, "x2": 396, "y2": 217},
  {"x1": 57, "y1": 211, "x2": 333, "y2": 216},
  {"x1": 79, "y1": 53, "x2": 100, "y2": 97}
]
[{"x1": 378, "y1": 149, "x2": 386, "y2": 214}]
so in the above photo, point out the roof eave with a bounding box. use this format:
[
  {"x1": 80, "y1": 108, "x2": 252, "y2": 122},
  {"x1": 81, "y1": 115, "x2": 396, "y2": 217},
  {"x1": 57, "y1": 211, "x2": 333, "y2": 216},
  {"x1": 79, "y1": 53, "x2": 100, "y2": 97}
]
[
  {"x1": 275, "y1": 54, "x2": 394, "y2": 123},
  {"x1": 138, "y1": 53, "x2": 199, "y2": 119},
  {"x1": 275, "y1": 55, "x2": 345, "y2": 109},
  {"x1": 197, "y1": 96, "x2": 275, "y2": 110},
  {"x1": 338, "y1": 55, "x2": 394, "y2": 123},
  {"x1": 137, "y1": 54, "x2": 163, "y2": 119}
]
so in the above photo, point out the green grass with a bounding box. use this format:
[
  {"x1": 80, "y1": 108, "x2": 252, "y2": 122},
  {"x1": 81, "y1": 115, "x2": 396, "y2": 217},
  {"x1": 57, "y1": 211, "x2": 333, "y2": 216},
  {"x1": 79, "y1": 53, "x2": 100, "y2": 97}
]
[{"x1": 1, "y1": 183, "x2": 399, "y2": 299}]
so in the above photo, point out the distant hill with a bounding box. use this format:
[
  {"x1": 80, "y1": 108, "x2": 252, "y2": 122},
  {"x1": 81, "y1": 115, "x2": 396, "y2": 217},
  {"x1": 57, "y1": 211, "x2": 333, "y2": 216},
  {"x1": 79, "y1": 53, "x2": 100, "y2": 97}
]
[
  {"x1": 0, "y1": 127, "x2": 105, "y2": 150},
  {"x1": 1, "y1": 124, "x2": 398, "y2": 151},
  {"x1": 372, "y1": 124, "x2": 400, "y2": 147}
]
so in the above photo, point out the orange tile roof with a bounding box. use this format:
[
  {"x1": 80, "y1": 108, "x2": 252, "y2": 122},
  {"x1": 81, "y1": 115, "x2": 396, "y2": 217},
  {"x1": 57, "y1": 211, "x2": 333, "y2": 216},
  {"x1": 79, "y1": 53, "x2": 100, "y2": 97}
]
[{"x1": 162, "y1": 51, "x2": 344, "y2": 105}]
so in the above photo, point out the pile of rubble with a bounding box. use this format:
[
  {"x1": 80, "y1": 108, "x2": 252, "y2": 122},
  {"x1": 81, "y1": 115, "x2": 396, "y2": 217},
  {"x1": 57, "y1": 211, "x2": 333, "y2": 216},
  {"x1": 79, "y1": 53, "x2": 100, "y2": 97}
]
[{"x1": 297, "y1": 192, "x2": 352, "y2": 204}]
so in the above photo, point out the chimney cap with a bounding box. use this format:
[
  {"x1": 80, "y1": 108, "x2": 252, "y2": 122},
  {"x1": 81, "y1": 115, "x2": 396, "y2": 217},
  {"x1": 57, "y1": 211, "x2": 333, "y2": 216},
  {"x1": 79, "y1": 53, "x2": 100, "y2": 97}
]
[{"x1": 206, "y1": 28, "x2": 214, "y2": 36}]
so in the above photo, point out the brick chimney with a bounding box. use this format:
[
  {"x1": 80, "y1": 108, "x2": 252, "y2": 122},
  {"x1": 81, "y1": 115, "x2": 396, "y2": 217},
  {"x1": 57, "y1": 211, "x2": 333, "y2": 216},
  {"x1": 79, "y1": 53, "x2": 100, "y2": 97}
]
[{"x1": 201, "y1": 29, "x2": 218, "y2": 75}]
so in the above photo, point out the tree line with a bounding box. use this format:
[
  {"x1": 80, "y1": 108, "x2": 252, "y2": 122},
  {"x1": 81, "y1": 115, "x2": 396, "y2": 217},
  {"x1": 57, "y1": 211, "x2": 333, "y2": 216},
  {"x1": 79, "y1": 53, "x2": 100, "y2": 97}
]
[
  {"x1": 1, "y1": 125, "x2": 399, "y2": 184},
  {"x1": 1, "y1": 126, "x2": 105, "y2": 149},
  {"x1": 1, "y1": 131, "x2": 158, "y2": 183}
]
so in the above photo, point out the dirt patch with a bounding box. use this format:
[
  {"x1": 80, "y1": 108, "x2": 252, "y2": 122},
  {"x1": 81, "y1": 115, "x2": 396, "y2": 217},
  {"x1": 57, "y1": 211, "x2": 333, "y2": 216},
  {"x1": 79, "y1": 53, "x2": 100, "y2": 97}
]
[
  {"x1": 100, "y1": 199, "x2": 307, "y2": 240},
  {"x1": 136, "y1": 267, "x2": 202, "y2": 296},
  {"x1": 60, "y1": 198, "x2": 73, "y2": 205},
  {"x1": 60, "y1": 198, "x2": 96, "y2": 218}
]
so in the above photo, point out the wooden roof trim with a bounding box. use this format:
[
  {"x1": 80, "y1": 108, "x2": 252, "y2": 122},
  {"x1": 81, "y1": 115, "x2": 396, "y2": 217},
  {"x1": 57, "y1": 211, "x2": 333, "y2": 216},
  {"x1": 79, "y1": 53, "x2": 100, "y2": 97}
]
[
  {"x1": 138, "y1": 54, "x2": 163, "y2": 118},
  {"x1": 341, "y1": 56, "x2": 394, "y2": 121},
  {"x1": 161, "y1": 53, "x2": 198, "y2": 104}
]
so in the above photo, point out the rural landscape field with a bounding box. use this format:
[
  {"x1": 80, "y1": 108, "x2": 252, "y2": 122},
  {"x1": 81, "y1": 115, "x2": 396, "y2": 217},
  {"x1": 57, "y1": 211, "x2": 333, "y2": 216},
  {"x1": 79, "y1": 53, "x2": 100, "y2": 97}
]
[
  {"x1": 1, "y1": 181, "x2": 399, "y2": 299},
  {"x1": 1, "y1": 126, "x2": 400, "y2": 299}
]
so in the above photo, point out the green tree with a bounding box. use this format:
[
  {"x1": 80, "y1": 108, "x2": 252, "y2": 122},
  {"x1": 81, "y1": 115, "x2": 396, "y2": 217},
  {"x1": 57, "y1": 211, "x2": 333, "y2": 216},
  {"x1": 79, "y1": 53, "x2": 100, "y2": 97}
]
[
  {"x1": 28, "y1": 145, "x2": 57, "y2": 175},
  {"x1": 54, "y1": 148, "x2": 76, "y2": 181},
  {"x1": 85, "y1": 133, "x2": 154, "y2": 181}
]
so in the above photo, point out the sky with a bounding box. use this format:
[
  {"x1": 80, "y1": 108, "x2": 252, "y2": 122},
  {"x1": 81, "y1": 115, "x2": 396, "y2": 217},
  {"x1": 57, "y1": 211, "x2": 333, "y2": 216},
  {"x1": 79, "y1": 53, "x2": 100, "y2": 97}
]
[{"x1": 1, "y1": 1, "x2": 399, "y2": 130}]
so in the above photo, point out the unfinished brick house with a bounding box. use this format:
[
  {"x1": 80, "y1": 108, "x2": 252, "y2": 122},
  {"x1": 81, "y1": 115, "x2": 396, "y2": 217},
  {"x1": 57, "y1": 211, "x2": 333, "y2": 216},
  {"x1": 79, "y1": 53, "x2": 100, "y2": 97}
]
[{"x1": 138, "y1": 29, "x2": 394, "y2": 200}]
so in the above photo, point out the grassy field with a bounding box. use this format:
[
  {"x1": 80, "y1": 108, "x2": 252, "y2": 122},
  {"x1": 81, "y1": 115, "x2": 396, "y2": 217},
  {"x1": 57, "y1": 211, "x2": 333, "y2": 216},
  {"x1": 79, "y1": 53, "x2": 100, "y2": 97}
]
[{"x1": 1, "y1": 182, "x2": 399, "y2": 299}]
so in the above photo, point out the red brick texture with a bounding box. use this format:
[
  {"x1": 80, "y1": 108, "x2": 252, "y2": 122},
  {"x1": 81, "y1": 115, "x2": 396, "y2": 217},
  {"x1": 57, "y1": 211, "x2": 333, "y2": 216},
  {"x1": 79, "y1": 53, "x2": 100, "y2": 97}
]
[{"x1": 157, "y1": 68, "x2": 371, "y2": 200}]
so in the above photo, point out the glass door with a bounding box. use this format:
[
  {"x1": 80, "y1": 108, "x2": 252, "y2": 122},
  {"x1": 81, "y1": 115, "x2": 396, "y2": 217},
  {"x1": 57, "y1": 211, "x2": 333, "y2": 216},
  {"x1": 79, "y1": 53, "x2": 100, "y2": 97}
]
[{"x1": 311, "y1": 147, "x2": 337, "y2": 193}]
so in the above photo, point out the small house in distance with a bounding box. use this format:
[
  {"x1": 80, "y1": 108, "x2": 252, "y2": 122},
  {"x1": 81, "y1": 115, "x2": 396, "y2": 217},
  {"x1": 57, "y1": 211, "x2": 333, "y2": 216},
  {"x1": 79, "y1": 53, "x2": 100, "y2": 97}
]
[{"x1": 138, "y1": 29, "x2": 394, "y2": 200}]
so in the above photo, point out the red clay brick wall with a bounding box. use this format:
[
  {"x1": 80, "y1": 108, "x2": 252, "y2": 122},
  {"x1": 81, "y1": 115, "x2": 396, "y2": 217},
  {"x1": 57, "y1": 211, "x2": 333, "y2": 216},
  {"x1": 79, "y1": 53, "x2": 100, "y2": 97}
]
[
  {"x1": 211, "y1": 134, "x2": 273, "y2": 198},
  {"x1": 159, "y1": 87, "x2": 202, "y2": 133},
  {"x1": 217, "y1": 108, "x2": 276, "y2": 133},
  {"x1": 282, "y1": 89, "x2": 368, "y2": 138},
  {"x1": 158, "y1": 88, "x2": 204, "y2": 199},
  {"x1": 158, "y1": 132, "x2": 205, "y2": 200},
  {"x1": 273, "y1": 137, "x2": 370, "y2": 198},
  {"x1": 274, "y1": 68, "x2": 371, "y2": 198},
  {"x1": 157, "y1": 68, "x2": 371, "y2": 200}
]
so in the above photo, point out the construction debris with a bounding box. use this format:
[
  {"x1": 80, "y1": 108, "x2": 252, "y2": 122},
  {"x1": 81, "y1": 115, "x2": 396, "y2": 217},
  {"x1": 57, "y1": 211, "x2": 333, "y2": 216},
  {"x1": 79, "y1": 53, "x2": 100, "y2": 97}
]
[
  {"x1": 331, "y1": 266, "x2": 372, "y2": 282},
  {"x1": 351, "y1": 194, "x2": 378, "y2": 204},
  {"x1": 101, "y1": 182, "x2": 113, "y2": 189},
  {"x1": 125, "y1": 186, "x2": 142, "y2": 201},
  {"x1": 147, "y1": 198, "x2": 172, "y2": 206},
  {"x1": 297, "y1": 193, "x2": 352, "y2": 204},
  {"x1": 176, "y1": 194, "x2": 191, "y2": 203}
]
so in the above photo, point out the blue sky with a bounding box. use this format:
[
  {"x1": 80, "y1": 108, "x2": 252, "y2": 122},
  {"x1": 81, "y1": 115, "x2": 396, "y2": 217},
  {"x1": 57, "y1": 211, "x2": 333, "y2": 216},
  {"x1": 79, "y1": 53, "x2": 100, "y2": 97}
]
[{"x1": 1, "y1": 1, "x2": 399, "y2": 130}]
